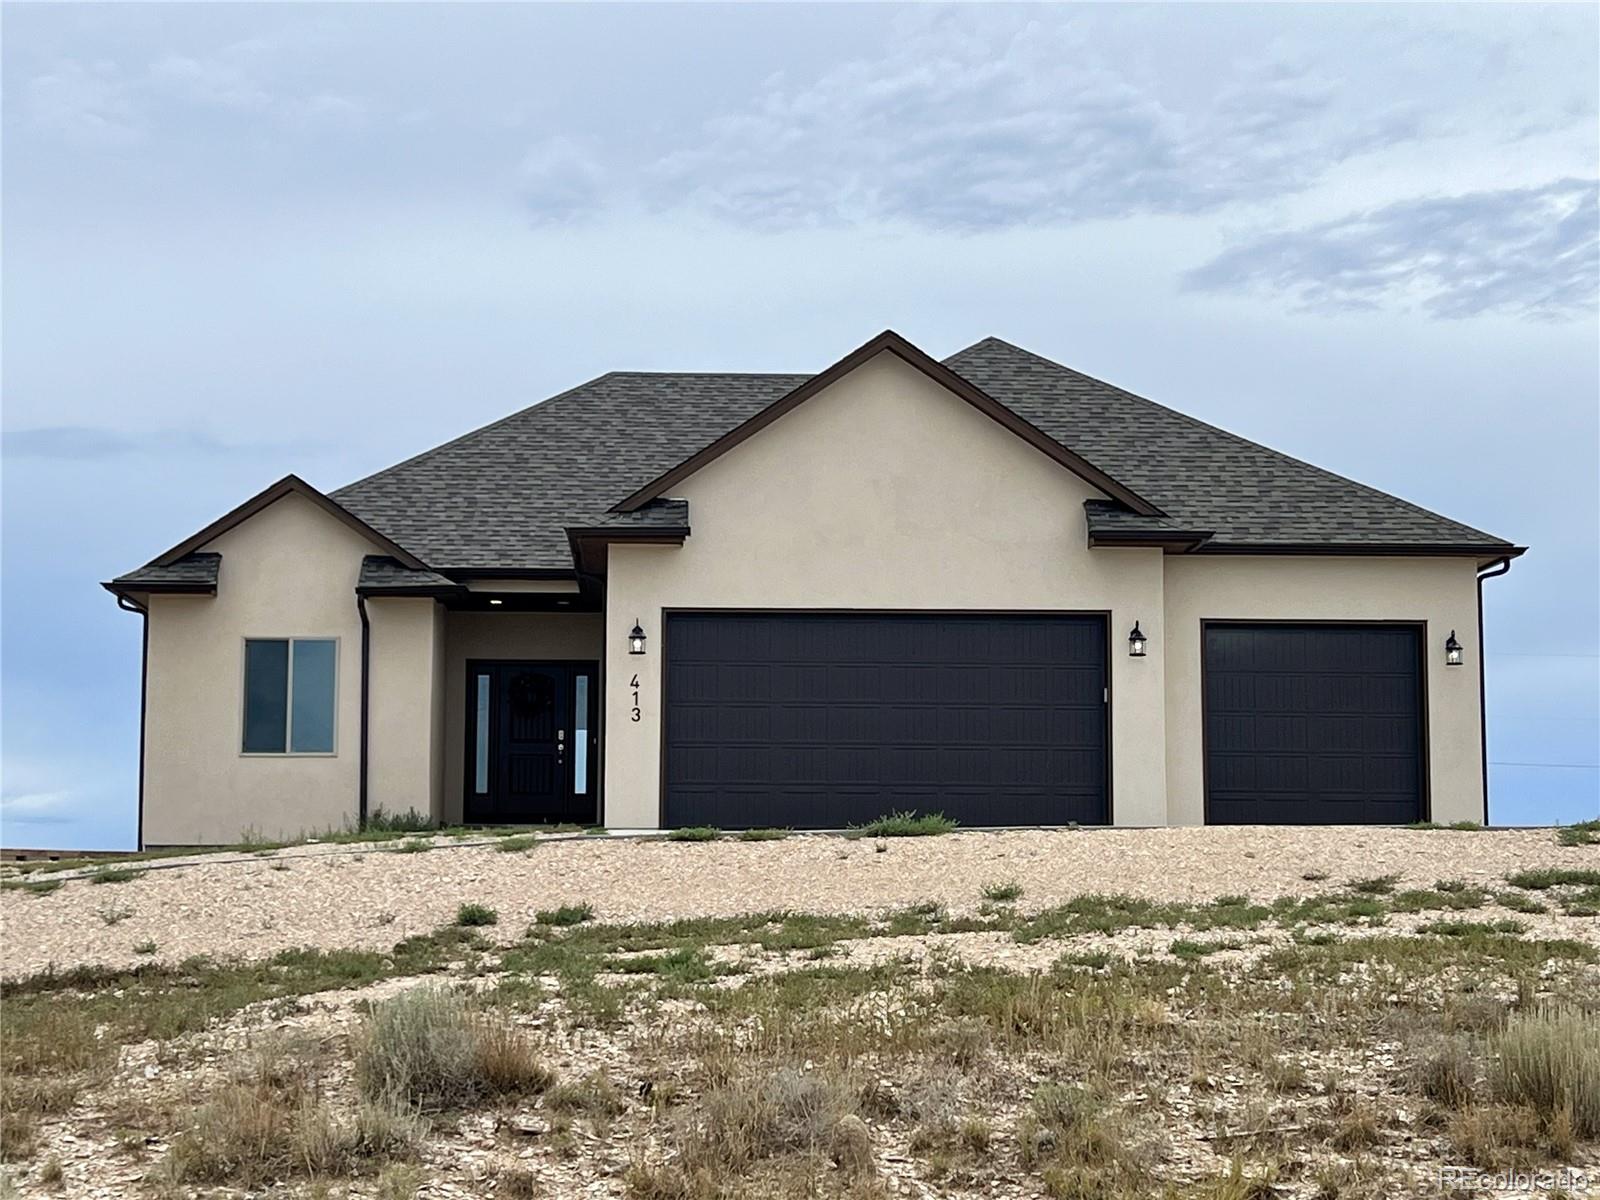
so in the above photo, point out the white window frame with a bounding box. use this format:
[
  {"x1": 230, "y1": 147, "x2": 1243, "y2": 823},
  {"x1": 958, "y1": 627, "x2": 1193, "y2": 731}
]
[{"x1": 239, "y1": 636, "x2": 340, "y2": 757}]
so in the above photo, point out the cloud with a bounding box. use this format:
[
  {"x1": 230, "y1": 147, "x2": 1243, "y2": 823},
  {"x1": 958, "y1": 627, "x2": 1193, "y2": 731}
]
[
  {"x1": 541, "y1": 12, "x2": 1431, "y2": 232},
  {"x1": 24, "y1": 37, "x2": 367, "y2": 144},
  {"x1": 1183, "y1": 178, "x2": 1599, "y2": 321},
  {"x1": 24, "y1": 60, "x2": 142, "y2": 143},
  {"x1": 517, "y1": 136, "x2": 606, "y2": 223},
  {"x1": 1, "y1": 427, "x2": 329, "y2": 461}
]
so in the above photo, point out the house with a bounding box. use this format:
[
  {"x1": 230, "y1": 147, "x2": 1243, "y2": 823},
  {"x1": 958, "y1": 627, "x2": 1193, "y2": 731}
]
[{"x1": 104, "y1": 331, "x2": 1524, "y2": 846}]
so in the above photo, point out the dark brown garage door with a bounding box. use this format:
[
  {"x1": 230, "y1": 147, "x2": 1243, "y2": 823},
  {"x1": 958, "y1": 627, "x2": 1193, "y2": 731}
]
[
  {"x1": 1204, "y1": 623, "x2": 1426, "y2": 825},
  {"x1": 663, "y1": 612, "x2": 1108, "y2": 829}
]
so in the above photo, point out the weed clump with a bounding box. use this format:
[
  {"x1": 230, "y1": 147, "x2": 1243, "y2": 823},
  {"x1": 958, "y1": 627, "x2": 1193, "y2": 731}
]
[
  {"x1": 353, "y1": 986, "x2": 552, "y2": 1112},
  {"x1": 1488, "y1": 1007, "x2": 1600, "y2": 1136},
  {"x1": 854, "y1": 812, "x2": 957, "y2": 837}
]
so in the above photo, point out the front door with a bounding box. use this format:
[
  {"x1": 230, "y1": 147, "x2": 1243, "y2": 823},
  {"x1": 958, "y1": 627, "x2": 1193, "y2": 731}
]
[{"x1": 465, "y1": 661, "x2": 598, "y2": 825}]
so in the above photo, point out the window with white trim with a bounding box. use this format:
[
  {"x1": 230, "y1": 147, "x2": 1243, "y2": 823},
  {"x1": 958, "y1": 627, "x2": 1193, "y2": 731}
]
[{"x1": 242, "y1": 638, "x2": 337, "y2": 753}]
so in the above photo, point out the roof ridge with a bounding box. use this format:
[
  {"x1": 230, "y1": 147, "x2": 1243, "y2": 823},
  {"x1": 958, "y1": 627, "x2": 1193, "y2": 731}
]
[
  {"x1": 331, "y1": 371, "x2": 620, "y2": 499},
  {"x1": 604, "y1": 370, "x2": 812, "y2": 379},
  {"x1": 952, "y1": 339, "x2": 1507, "y2": 545}
]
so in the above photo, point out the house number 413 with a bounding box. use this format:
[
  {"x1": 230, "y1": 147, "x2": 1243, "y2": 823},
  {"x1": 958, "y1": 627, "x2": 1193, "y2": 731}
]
[{"x1": 630, "y1": 675, "x2": 641, "y2": 722}]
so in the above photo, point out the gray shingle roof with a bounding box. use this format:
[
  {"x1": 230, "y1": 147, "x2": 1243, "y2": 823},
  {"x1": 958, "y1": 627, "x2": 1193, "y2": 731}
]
[
  {"x1": 108, "y1": 552, "x2": 221, "y2": 591},
  {"x1": 332, "y1": 338, "x2": 1514, "y2": 570},
  {"x1": 570, "y1": 499, "x2": 690, "y2": 533},
  {"x1": 1083, "y1": 500, "x2": 1213, "y2": 544},
  {"x1": 947, "y1": 338, "x2": 1512, "y2": 550},
  {"x1": 334, "y1": 375, "x2": 802, "y2": 570},
  {"x1": 357, "y1": 556, "x2": 462, "y2": 594}
]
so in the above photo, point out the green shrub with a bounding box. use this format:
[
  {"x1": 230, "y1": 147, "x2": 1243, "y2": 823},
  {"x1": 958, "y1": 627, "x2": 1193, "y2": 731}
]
[
  {"x1": 89, "y1": 868, "x2": 142, "y2": 885},
  {"x1": 738, "y1": 828, "x2": 791, "y2": 842},
  {"x1": 534, "y1": 902, "x2": 594, "y2": 927},
  {"x1": 1346, "y1": 874, "x2": 1399, "y2": 896},
  {"x1": 494, "y1": 835, "x2": 539, "y2": 853},
  {"x1": 855, "y1": 811, "x2": 958, "y2": 837},
  {"x1": 1489, "y1": 1007, "x2": 1600, "y2": 1136},
  {"x1": 1507, "y1": 868, "x2": 1600, "y2": 890},
  {"x1": 982, "y1": 881, "x2": 1024, "y2": 903},
  {"x1": 366, "y1": 807, "x2": 434, "y2": 834},
  {"x1": 1, "y1": 879, "x2": 62, "y2": 897},
  {"x1": 1557, "y1": 819, "x2": 1600, "y2": 847},
  {"x1": 455, "y1": 903, "x2": 498, "y2": 928},
  {"x1": 667, "y1": 826, "x2": 720, "y2": 843}
]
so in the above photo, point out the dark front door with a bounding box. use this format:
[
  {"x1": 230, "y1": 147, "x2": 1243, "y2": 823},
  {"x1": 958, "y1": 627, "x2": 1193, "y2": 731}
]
[
  {"x1": 663, "y1": 612, "x2": 1109, "y2": 829},
  {"x1": 1203, "y1": 623, "x2": 1426, "y2": 825},
  {"x1": 466, "y1": 661, "x2": 597, "y2": 825}
]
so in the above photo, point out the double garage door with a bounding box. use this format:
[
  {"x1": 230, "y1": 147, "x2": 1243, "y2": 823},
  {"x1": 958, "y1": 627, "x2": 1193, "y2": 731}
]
[
  {"x1": 660, "y1": 613, "x2": 1426, "y2": 829},
  {"x1": 663, "y1": 612, "x2": 1109, "y2": 829}
]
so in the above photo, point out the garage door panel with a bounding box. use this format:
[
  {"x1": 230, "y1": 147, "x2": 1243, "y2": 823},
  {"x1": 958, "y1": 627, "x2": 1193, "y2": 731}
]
[
  {"x1": 664, "y1": 612, "x2": 1108, "y2": 829},
  {"x1": 1205, "y1": 624, "x2": 1424, "y2": 825}
]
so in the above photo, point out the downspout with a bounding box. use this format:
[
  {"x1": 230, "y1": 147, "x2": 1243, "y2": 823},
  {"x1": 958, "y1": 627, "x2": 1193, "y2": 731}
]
[
  {"x1": 1476, "y1": 556, "x2": 1514, "y2": 825},
  {"x1": 116, "y1": 595, "x2": 150, "y2": 852},
  {"x1": 358, "y1": 593, "x2": 371, "y2": 830}
]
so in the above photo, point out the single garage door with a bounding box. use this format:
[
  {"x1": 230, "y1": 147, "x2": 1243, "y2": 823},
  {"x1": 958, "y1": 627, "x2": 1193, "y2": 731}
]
[
  {"x1": 663, "y1": 612, "x2": 1108, "y2": 829},
  {"x1": 1204, "y1": 623, "x2": 1425, "y2": 825}
]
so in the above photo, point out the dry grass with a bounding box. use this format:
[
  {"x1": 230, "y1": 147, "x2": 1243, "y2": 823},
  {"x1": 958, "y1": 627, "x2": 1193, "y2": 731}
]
[
  {"x1": 1488, "y1": 1006, "x2": 1600, "y2": 1135},
  {"x1": 6, "y1": 836, "x2": 1599, "y2": 1197},
  {"x1": 353, "y1": 985, "x2": 553, "y2": 1112},
  {"x1": 682, "y1": 1067, "x2": 869, "y2": 1176},
  {"x1": 163, "y1": 1036, "x2": 423, "y2": 1186},
  {"x1": 1413, "y1": 1034, "x2": 1477, "y2": 1108}
]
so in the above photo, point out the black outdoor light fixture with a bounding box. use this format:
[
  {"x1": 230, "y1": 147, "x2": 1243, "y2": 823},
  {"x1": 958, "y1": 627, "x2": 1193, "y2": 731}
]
[
  {"x1": 1445, "y1": 630, "x2": 1463, "y2": 667},
  {"x1": 1128, "y1": 621, "x2": 1148, "y2": 658},
  {"x1": 628, "y1": 621, "x2": 647, "y2": 655}
]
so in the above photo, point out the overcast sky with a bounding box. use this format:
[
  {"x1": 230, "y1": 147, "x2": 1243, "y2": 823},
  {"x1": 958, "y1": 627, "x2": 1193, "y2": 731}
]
[{"x1": 3, "y1": 3, "x2": 1596, "y2": 849}]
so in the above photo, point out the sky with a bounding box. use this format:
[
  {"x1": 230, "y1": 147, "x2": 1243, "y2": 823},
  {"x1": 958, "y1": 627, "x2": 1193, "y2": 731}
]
[{"x1": 2, "y1": 3, "x2": 1596, "y2": 850}]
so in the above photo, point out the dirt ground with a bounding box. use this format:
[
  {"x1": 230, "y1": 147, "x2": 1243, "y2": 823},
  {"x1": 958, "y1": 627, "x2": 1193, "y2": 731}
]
[{"x1": 4, "y1": 826, "x2": 1594, "y2": 978}]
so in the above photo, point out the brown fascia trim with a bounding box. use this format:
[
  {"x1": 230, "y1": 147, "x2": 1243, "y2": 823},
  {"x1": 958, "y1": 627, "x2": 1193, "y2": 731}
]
[
  {"x1": 355, "y1": 584, "x2": 464, "y2": 599},
  {"x1": 566, "y1": 526, "x2": 690, "y2": 578},
  {"x1": 1190, "y1": 542, "x2": 1529, "y2": 559},
  {"x1": 437, "y1": 566, "x2": 578, "y2": 581},
  {"x1": 1089, "y1": 530, "x2": 1216, "y2": 553},
  {"x1": 611, "y1": 330, "x2": 1162, "y2": 518},
  {"x1": 145, "y1": 474, "x2": 429, "y2": 571},
  {"x1": 100, "y1": 580, "x2": 217, "y2": 601}
]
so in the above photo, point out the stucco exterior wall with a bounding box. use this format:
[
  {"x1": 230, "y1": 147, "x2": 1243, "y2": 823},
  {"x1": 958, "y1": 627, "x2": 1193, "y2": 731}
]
[
  {"x1": 143, "y1": 492, "x2": 374, "y2": 844},
  {"x1": 440, "y1": 612, "x2": 604, "y2": 823},
  {"x1": 1162, "y1": 555, "x2": 1484, "y2": 825},
  {"x1": 366, "y1": 597, "x2": 447, "y2": 823},
  {"x1": 603, "y1": 350, "x2": 1168, "y2": 829}
]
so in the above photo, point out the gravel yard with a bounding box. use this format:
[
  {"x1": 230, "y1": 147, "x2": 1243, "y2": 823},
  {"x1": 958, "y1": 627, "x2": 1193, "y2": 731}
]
[{"x1": 4, "y1": 825, "x2": 1595, "y2": 978}]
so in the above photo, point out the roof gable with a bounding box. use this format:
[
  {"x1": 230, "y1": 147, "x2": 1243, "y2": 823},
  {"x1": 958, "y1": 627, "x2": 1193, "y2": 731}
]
[
  {"x1": 319, "y1": 332, "x2": 1519, "y2": 573},
  {"x1": 148, "y1": 474, "x2": 428, "y2": 571},
  {"x1": 613, "y1": 330, "x2": 1160, "y2": 517},
  {"x1": 948, "y1": 338, "x2": 1519, "y2": 554}
]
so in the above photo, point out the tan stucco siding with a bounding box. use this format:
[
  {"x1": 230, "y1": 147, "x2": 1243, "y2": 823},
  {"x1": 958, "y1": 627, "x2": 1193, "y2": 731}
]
[
  {"x1": 366, "y1": 597, "x2": 447, "y2": 823},
  {"x1": 143, "y1": 492, "x2": 374, "y2": 844},
  {"x1": 603, "y1": 350, "x2": 1168, "y2": 829},
  {"x1": 1162, "y1": 555, "x2": 1484, "y2": 825},
  {"x1": 440, "y1": 613, "x2": 603, "y2": 823}
]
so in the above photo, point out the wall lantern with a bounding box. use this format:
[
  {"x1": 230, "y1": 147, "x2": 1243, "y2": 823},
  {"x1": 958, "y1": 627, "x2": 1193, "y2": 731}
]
[
  {"x1": 628, "y1": 621, "x2": 647, "y2": 656},
  {"x1": 1445, "y1": 630, "x2": 1463, "y2": 667},
  {"x1": 1128, "y1": 621, "x2": 1148, "y2": 658}
]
